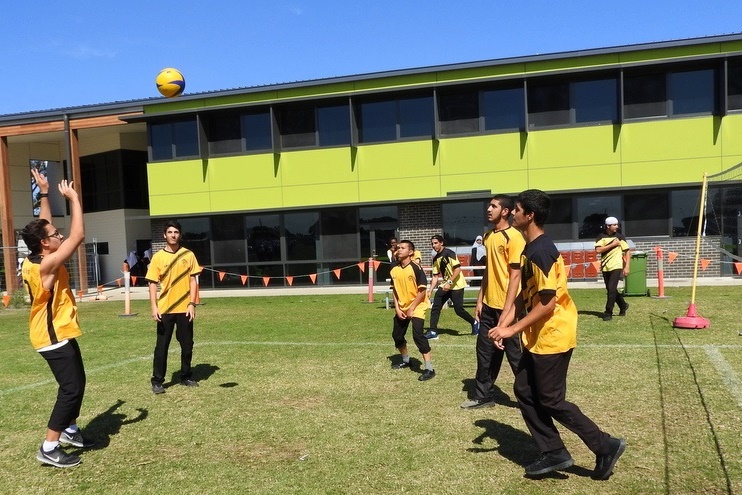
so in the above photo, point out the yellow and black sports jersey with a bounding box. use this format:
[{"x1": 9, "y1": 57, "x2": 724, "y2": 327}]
[
  {"x1": 390, "y1": 261, "x2": 430, "y2": 319},
  {"x1": 595, "y1": 232, "x2": 629, "y2": 272},
  {"x1": 21, "y1": 255, "x2": 82, "y2": 350},
  {"x1": 519, "y1": 234, "x2": 578, "y2": 355},
  {"x1": 432, "y1": 247, "x2": 467, "y2": 290},
  {"x1": 482, "y1": 226, "x2": 526, "y2": 310},
  {"x1": 145, "y1": 247, "x2": 201, "y2": 314}
]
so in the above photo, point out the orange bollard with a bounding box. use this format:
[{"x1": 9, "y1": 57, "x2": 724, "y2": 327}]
[{"x1": 367, "y1": 257, "x2": 375, "y2": 303}]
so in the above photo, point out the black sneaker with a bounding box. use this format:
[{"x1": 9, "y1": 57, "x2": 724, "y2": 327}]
[
  {"x1": 418, "y1": 369, "x2": 436, "y2": 381},
  {"x1": 593, "y1": 437, "x2": 626, "y2": 480},
  {"x1": 391, "y1": 361, "x2": 410, "y2": 370},
  {"x1": 525, "y1": 449, "x2": 574, "y2": 476},
  {"x1": 602, "y1": 313, "x2": 613, "y2": 321},
  {"x1": 423, "y1": 330, "x2": 439, "y2": 340},
  {"x1": 460, "y1": 398, "x2": 496, "y2": 409},
  {"x1": 37, "y1": 445, "x2": 81, "y2": 468},
  {"x1": 618, "y1": 304, "x2": 629, "y2": 316},
  {"x1": 152, "y1": 383, "x2": 165, "y2": 394},
  {"x1": 181, "y1": 379, "x2": 199, "y2": 387},
  {"x1": 59, "y1": 430, "x2": 95, "y2": 448}
]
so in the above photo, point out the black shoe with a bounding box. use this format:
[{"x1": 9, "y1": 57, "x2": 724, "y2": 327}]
[
  {"x1": 593, "y1": 437, "x2": 626, "y2": 480},
  {"x1": 391, "y1": 361, "x2": 410, "y2": 370},
  {"x1": 418, "y1": 369, "x2": 436, "y2": 381},
  {"x1": 152, "y1": 383, "x2": 165, "y2": 394},
  {"x1": 181, "y1": 379, "x2": 199, "y2": 387},
  {"x1": 460, "y1": 398, "x2": 496, "y2": 409},
  {"x1": 59, "y1": 430, "x2": 95, "y2": 448},
  {"x1": 602, "y1": 314, "x2": 613, "y2": 321},
  {"x1": 37, "y1": 445, "x2": 81, "y2": 468},
  {"x1": 525, "y1": 449, "x2": 574, "y2": 476},
  {"x1": 618, "y1": 304, "x2": 629, "y2": 316}
]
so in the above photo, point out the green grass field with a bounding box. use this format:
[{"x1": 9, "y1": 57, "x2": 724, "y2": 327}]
[{"x1": 0, "y1": 286, "x2": 740, "y2": 495}]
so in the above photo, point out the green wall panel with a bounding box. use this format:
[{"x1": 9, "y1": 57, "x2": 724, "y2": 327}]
[
  {"x1": 621, "y1": 118, "x2": 719, "y2": 163},
  {"x1": 209, "y1": 186, "x2": 282, "y2": 212},
  {"x1": 282, "y1": 183, "x2": 359, "y2": 208},
  {"x1": 149, "y1": 192, "x2": 211, "y2": 216},
  {"x1": 356, "y1": 141, "x2": 437, "y2": 182},
  {"x1": 208, "y1": 154, "x2": 279, "y2": 191},
  {"x1": 440, "y1": 170, "x2": 528, "y2": 196},
  {"x1": 279, "y1": 147, "x2": 356, "y2": 187},
  {"x1": 358, "y1": 176, "x2": 441, "y2": 203},
  {"x1": 530, "y1": 163, "x2": 621, "y2": 192},
  {"x1": 527, "y1": 126, "x2": 620, "y2": 169},
  {"x1": 621, "y1": 157, "x2": 722, "y2": 186},
  {"x1": 721, "y1": 113, "x2": 742, "y2": 156},
  {"x1": 438, "y1": 134, "x2": 525, "y2": 174},
  {"x1": 148, "y1": 159, "x2": 208, "y2": 194}
]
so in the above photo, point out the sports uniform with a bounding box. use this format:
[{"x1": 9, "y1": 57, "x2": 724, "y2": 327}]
[
  {"x1": 595, "y1": 231, "x2": 630, "y2": 317},
  {"x1": 429, "y1": 247, "x2": 476, "y2": 331},
  {"x1": 390, "y1": 261, "x2": 431, "y2": 355},
  {"x1": 146, "y1": 247, "x2": 201, "y2": 387}
]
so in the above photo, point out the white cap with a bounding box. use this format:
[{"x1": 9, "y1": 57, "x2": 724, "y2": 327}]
[{"x1": 605, "y1": 216, "x2": 619, "y2": 226}]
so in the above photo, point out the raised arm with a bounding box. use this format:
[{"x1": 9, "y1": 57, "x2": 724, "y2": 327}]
[
  {"x1": 39, "y1": 180, "x2": 85, "y2": 289},
  {"x1": 31, "y1": 168, "x2": 51, "y2": 222}
]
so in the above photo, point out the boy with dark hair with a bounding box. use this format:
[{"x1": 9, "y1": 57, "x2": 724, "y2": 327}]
[
  {"x1": 390, "y1": 240, "x2": 435, "y2": 381},
  {"x1": 488, "y1": 189, "x2": 626, "y2": 480},
  {"x1": 146, "y1": 220, "x2": 202, "y2": 394},
  {"x1": 595, "y1": 216, "x2": 630, "y2": 321},
  {"x1": 462, "y1": 194, "x2": 525, "y2": 409},
  {"x1": 21, "y1": 169, "x2": 93, "y2": 468},
  {"x1": 427, "y1": 234, "x2": 477, "y2": 339}
]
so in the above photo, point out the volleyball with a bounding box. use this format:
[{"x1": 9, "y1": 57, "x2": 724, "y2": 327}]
[{"x1": 155, "y1": 68, "x2": 185, "y2": 98}]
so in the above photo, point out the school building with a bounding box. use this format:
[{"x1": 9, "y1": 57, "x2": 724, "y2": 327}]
[{"x1": 2, "y1": 33, "x2": 742, "y2": 294}]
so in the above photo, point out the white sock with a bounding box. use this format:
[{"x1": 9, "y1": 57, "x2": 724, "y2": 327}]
[
  {"x1": 42, "y1": 440, "x2": 59, "y2": 452},
  {"x1": 65, "y1": 424, "x2": 79, "y2": 434},
  {"x1": 401, "y1": 354, "x2": 410, "y2": 363}
]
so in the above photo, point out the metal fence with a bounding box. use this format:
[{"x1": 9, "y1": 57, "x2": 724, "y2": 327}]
[{"x1": 0, "y1": 245, "x2": 99, "y2": 295}]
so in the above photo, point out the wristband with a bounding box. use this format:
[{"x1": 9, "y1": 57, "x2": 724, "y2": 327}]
[
  {"x1": 188, "y1": 302, "x2": 196, "y2": 307},
  {"x1": 39, "y1": 193, "x2": 48, "y2": 198}
]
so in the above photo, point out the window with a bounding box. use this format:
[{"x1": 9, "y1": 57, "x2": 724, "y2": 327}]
[
  {"x1": 624, "y1": 192, "x2": 669, "y2": 236},
  {"x1": 438, "y1": 90, "x2": 479, "y2": 135},
  {"x1": 178, "y1": 217, "x2": 211, "y2": 267},
  {"x1": 442, "y1": 201, "x2": 488, "y2": 247},
  {"x1": 278, "y1": 105, "x2": 316, "y2": 149},
  {"x1": 317, "y1": 104, "x2": 351, "y2": 146},
  {"x1": 398, "y1": 95, "x2": 433, "y2": 138},
  {"x1": 483, "y1": 86, "x2": 525, "y2": 131},
  {"x1": 242, "y1": 111, "x2": 272, "y2": 152},
  {"x1": 320, "y1": 209, "x2": 358, "y2": 259},
  {"x1": 212, "y1": 215, "x2": 246, "y2": 264},
  {"x1": 357, "y1": 99, "x2": 397, "y2": 143},
  {"x1": 669, "y1": 68, "x2": 715, "y2": 115},
  {"x1": 528, "y1": 82, "x2": 570, "y2": 127},
  {"x1": 624, "y1": 73, "x2": 666, "y2": 119},
  {"x1": 728, "y1": 59, "x2": 742, "y2": 110},
  {"x1": 150, "y1": 119, "x2": 199, "y2": 161},
  {"x1": 207, "y1": 113, "x2": 241, "y2": 155},
  {"x1": 671, "y1": 189, "x2": 702, "y2": 236},
  {"x1": 285, "y1": 211, "x2": 319, "y2": 260},
  {"x1": 545, "y1": 197, "x2": 573, "y2": 240},
  {"x1": 247, "y1": 214, "x2": 281, "y2": 262},
  {"x1": 573, "y1": 78, "x2": 617, "y2": 123},
  {"x1": 576, "y1": 195, "x2": 621, "y2": 239}
]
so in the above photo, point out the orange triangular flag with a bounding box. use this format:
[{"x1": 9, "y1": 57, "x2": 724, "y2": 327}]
[
  {"x1": 240, "y1": 275, "x2": 248, "y2": 285},
  {"x1": 116, "y1": 278, "x2": 122, "y2": 287},
  {"x1": 131, "y1": 276, "x2": 137, "y2": 285},
  {"x1": 286, "y1": 276, "x2": 294, "y2": 286},
  {"x1": 357, "y1": 261, "x2": 366, "y2": 273},
  {"x1": 592, "y1": 261, "x2": 600, "y2": 271},
  {"x1": 373, "y1": 260, "x2": 381, "y2": 270},
  {"x1": 333, "y1": 268, "x2": 341, "y2": 279},
  {"x1": 218, "y1": 271, "x2": 226, "y2": 281},
  {"x1": 262, "y1": 276, "x2": 270, "y2": 286},
  {"x1": 667, "y1": 252, "x2": 678, "y2": 263},
  {"x1": 309, "y1": 274, "x2": 317, "y2": 284},
  {"x1": 700, "y1": 259, "x2": 710, "y2": 271},
  {"x1": 734, "y1": 262, "x2": 742, "y2": 275}
]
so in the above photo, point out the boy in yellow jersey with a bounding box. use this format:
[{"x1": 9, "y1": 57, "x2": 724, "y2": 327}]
[
  {"x1": 389, "y1": 240, "x2": 435, "y2": 381},
  {"x1": 427, "y1": 235, "x2": 477, "y2": 339},
  {"x1": 462, "y1": 194, "x2": 525, "y2": 409},
  {"x1": 146, "y1": 221, "x2": 201, "y2": 394},
  {"x1": 595, "y1": 216, "x2": 631, "y2": 321},
  {"x1": 21, "y1": 169, "x2": 93, "y2": 468},
  {"x1": 489, "y1": 190, "x2": 625, "y2": 480}
]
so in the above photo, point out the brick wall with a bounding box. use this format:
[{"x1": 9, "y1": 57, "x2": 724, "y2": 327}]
[
  {"x1": 398, "y1": 202, "x2": 442, "y2": 267},
  {"x1": 632, "y1": 236, "x2": 725, "y2": 279}
]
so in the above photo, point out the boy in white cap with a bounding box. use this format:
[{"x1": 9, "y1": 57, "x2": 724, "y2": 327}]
[{"x1": 594, "y1": 216, "x2": 630, "y2": 321}]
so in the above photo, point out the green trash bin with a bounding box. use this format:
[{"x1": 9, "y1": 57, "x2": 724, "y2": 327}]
[{"x1": 623, "y1": 251, "x2": 649, "y2": 296}]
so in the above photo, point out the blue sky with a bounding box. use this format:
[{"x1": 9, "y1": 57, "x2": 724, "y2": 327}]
[{"x1": 1, "y1": 0, "x2": 741, "y2": 115}]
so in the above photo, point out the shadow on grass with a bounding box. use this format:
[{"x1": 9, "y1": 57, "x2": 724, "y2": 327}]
[
  {"x1": 577, "y1": 310, "x2": 608, "y2": 320},
  {"x1": 167, "y1": 363, "x2": 220, "y2": 386},
  {"x1": 386, "y1": 355, "x2": 424, "y2": 376},
  {"x1": 460, "y1": 379, "x2": 518, "y2": 408},
  {"x1": 82, "y1": 399, "x2": 148, "y2": 450}
]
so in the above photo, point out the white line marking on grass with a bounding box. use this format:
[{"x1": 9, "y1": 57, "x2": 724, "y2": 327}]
[
  {"x1": 704, "y1": 345, "x2": 742, "y2": 408},
  {"x1": 3, "y1": 342, "x2": 741, "y2": 397}
]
